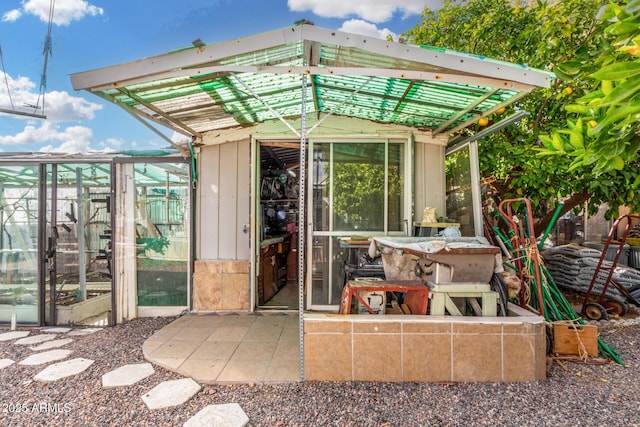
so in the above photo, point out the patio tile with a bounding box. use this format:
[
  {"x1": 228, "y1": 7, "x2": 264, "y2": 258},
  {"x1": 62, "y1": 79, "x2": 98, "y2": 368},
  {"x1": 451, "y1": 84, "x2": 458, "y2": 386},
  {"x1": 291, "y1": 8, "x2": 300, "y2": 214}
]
[
  {"x1": 34, "y1": 358, "x2": 94, "y2": 382},
  {"x1": 141, "y1": 378, "x2": 201, "y2": 410},
  {"x1": 151, "y1": 357, "x2": 186, "y2": 370},
  {"x1": 206, "y1": 326, "x2": 249, "y2": 342},
  {"x1": 189, "y1": 341, "x2": 238, "y2": 360},
  {"x1": 229, "y1": 341, "x2": 277, "y2": 361},
  {"x1": 184, "y1": 403, "x2": 249, "y2": 427},
  {"x1": 217, "y1": 358, "x2": 270, "y2": 382},
  {"x1": 178, "y1": 358, "x2": 226, "y2": 382},
  {"x1": 147, "y1": 340, "x2": 201, "y2": 359},
  {"x1": 264, "y1": 357, "x2": 300, "y2": 382}
]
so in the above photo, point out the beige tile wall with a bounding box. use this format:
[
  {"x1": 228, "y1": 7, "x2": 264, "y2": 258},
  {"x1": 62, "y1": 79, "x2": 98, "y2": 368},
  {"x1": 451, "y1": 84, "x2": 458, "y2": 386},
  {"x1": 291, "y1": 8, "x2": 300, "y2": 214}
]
[
  {"x1": 193, "y1": 260, "x2": 250, "y2": 311},
  {"x1": 304, "y1": 308, "x2": 546, "y2": 383}
]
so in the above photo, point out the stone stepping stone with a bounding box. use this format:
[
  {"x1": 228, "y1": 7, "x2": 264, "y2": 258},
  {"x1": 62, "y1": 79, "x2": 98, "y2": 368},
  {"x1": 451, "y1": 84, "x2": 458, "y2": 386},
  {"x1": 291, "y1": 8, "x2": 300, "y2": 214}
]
[
  {"x1": 19, "y1": 349, "x2": 73, "y2": 366},
  {"x1": 68, "y1": 328, "x2": 102, "y2": 336},
  {"x1": 0, "y1": 359, "x2": 15, "y2": 370},
  {"x1": 34, "y1": 358, "x2": 94, "y2": 382},
  {"x1": 184, "y1": 403, "x2": 249, "y2": 427},
  {"x1": 14, "y1": 334, "x2": 56, "y2": 346},
  {"x1": 141, "y1": 378, "x2": 201, "y2": 410},
  {"x1": 0, "y1": 331, "x2": 30, "y2": 342},
  {"x1": 30, "y1": 338, "x2": 74, "y2": 352},
  {"x1": 102, "y1": 363, "x2": 155, "y2": 388},
  {"x1": 41, "y1": 327, "x2": 72, "y2": 334}
]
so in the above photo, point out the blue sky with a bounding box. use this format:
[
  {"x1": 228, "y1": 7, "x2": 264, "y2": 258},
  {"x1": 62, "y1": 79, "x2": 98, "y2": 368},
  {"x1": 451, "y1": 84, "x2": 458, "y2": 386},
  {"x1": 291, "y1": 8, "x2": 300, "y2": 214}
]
[{"x1": 0, "y1": 0, "x2": 441, "y2": 154}]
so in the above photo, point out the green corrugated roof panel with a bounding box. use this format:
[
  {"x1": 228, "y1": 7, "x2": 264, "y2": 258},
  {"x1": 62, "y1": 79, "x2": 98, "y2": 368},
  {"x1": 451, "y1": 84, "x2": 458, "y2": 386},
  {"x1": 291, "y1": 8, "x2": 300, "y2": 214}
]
[{"x1": 70, "y1": 24, "x2": 554, "y2": 138}]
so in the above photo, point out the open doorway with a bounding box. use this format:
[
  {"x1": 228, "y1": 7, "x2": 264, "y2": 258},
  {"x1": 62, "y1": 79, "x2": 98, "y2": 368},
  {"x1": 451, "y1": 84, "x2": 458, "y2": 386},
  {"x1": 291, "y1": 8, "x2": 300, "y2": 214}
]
[{"x1": 256, "y1": 141, "x2": 300, "y2": 310}]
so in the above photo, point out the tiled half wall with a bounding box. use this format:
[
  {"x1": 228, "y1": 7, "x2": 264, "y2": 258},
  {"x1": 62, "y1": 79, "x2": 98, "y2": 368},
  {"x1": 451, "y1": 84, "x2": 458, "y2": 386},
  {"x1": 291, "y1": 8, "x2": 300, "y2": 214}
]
[{"x1": 304, "y1": 304, "x2": 546, "y2": 382}]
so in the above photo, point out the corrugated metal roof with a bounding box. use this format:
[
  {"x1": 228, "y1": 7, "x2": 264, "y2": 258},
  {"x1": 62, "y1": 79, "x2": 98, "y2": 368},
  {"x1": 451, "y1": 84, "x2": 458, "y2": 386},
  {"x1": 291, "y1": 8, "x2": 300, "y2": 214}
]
[{"x1": 70, "y1": 24, "x2": 553, "y2": 142}]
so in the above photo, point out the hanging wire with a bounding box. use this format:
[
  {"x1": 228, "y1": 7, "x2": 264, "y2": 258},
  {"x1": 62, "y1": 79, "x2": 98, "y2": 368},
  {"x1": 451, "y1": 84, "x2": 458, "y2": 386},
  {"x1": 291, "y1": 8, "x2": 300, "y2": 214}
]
[
  {"x1": 35, "y1": 0, "x2": 56, "y2": 115},
  {"x1": 0, "y1": 44, "x2": 16, "y2": 111}
]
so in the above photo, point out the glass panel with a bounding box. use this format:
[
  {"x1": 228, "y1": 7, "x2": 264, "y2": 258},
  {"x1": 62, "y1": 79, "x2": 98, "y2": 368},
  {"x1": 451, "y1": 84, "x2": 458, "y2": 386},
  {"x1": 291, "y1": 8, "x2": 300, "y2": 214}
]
[
  {"x1": 309, "y1": 140, "x2": 406, "y2": 309},
  {"x1": 312, "y1": 144, "x2": 330, "y2": 232},
  {"x1": 135, "y1": 162, "x2": 189, "y2": 307},
  {"x1": 45, "y1": 164, "x2": 113, "y2": 326},
  {"x1": 0, "y1": 166, "x2": 39, "y2": 324},
  {"x1": 388, "y1": 142, "x2": 405, "y2": 232},
  {"x1": 446, "y1": 147, "x2": 475, "y2": 236},
  {"x1": 310, "y1": 236, "x2": 344, "y2": 306},
  {"x1": 332, "y1": 143, "x2": 385, "y2": 232}
]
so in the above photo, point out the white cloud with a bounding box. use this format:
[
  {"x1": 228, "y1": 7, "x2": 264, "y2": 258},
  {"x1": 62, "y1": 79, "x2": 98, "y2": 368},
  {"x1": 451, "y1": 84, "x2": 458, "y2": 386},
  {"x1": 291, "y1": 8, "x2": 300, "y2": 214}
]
[
  {"x1": 0, "y1": 72, "x2": 102, "y2": 121},
  {"x1": 288, "y1": 0, "x2": 433, "y2": 23},
  {"x1": 338, "y1": 19, "x2": 396, "y2": 40},
  {"x1": 2, "y1": 9, "x2": 22, "y2": 22},
  {"x1": 0, "y1": 121, "x2": 92, "y2": 147},
  {"x1": 6, "y1": 0, "x2": 103, "y2": 26}
]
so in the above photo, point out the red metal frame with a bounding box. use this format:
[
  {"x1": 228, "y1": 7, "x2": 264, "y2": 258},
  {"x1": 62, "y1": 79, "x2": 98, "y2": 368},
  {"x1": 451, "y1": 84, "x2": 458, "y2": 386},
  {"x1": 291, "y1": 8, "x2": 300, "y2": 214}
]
[{"x1": 582, "y1": 214, "x2": 640, "y2": 311}]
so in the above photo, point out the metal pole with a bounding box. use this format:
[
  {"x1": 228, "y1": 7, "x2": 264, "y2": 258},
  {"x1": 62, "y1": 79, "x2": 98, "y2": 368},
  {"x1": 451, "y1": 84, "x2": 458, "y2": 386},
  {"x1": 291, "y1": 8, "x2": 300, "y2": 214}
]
[
  {"x1": 297, "y1": 73, "x2": 307, "y2": 381},
  {"x1": 76, "y1": 168, "x2": 86, "y2": 301}
]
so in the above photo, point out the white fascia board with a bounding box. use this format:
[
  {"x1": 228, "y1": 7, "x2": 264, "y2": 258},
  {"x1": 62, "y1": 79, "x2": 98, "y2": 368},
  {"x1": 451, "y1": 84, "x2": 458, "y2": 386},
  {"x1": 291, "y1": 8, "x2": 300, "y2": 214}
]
[
  {"x1": 70, "y1": 25, "x2": 307, "y2": 91},
  {"x1": 83, "y1": 65, "x2": 536, "y2": 93},
  {"x1": 71, "y1": 24, "x2": 551, "y2": 92},
  {"x1": 299, "y1": 25, "x2": 553, "y2": 89}
]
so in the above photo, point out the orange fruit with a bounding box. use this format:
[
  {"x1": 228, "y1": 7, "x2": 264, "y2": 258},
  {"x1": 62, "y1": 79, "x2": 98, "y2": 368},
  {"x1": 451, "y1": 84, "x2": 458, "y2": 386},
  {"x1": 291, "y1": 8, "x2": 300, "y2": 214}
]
[
  {"x1": 478, "y1": 118, "x2": 489, "y2": 127},
  {"x1": 495, "y1": 107, "x2": 506, "y2": 115},
  {"x1": 564, "y1": 87, "x2": 573, "y2": 95}
]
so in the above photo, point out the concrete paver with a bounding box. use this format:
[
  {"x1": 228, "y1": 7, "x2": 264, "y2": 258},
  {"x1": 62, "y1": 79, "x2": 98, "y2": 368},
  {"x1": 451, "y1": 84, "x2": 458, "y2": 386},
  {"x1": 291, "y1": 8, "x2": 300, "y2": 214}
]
[
  {"x1": 14, "y1": 334, "x2": 57, "y2": 346},
  {"x1": 41, "y1": 327, "x2": 72, "y2": 333},
  {"x1": 33, "y1": 358, "x2": 94, "y2": 382},
  {"x1": 30, "y1": 338, "x2": 74, "y2": 351},
  {"x1": 183, "y1": 403, "x2": 249, "y2": 427},
  {"x1": 0, "y1": 331, "x2": 30, "y2": 342},
  {"x1": 68, "y1": 327, "x2": 102, "y2": 336},
  {"x1": 102, "y1": 363, "x2": 155, "y2": 388},
  {"x1": 19, "y1": 349, "x2": 73, "y2": 366},
  {"x1": 141, "y1": 378, "x2": 201, "y2": 410},
  {"x1": 0, "y1": 359, "x2": 15, "y2": 370}
]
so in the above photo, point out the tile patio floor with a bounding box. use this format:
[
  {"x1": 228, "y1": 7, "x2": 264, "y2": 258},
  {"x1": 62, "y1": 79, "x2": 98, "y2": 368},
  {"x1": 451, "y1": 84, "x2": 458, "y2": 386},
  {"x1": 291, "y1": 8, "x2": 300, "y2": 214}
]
[{"x1": 143, "y1": 312, "x2": 301, "y2": 384}]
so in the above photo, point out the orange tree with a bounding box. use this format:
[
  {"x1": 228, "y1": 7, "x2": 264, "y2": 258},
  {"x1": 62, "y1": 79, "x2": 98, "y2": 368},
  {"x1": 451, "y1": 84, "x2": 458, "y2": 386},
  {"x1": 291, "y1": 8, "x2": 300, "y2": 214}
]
[
  {"x1": 404, "y1": 0, "x2": 637, "y2": 234},
  {"x1": 537, "y1": 0, "x2": 640, "y2": 216}
]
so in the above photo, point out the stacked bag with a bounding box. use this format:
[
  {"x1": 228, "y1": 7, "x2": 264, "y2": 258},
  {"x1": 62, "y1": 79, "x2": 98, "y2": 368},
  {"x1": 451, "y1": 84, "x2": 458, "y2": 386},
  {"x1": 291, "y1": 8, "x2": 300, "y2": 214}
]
[{"x1": 542, "y1": 243, "x2": 640, "y2": 301}]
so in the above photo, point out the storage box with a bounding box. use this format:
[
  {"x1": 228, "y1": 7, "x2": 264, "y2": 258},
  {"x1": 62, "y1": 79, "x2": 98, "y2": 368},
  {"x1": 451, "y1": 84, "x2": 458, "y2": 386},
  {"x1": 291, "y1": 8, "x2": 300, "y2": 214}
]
[{"x1": 553, "y1": 323, "x2": 599, "y2": 357}]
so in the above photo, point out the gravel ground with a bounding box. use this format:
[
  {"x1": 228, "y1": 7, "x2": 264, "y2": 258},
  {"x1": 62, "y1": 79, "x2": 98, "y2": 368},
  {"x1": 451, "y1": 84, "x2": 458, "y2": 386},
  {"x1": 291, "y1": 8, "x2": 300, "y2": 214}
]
[{"x1": 1, "y1": 316, "x2": 640, "y2": 427}]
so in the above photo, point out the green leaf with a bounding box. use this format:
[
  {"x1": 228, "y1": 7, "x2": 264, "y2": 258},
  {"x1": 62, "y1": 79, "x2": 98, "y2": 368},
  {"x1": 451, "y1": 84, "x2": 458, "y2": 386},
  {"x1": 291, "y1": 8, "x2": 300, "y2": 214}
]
[
  {"x1": 612, "y1": 156, "x2": 625, "y2": 170},
  {"x1": 599, "y1": 74, "x2": 640, "y2": 106},
  {"x1": 551, "y1": 133, "x2": 565, "y2": 151},
  {"x1": 593, "y1": 103, "x2": 640, "y2": 133},
  {"x1": 565, "y1": 104, "x2": 594, "y2": 115},
  {"x1": 591, "y1": 60, "x2": 640, "y2": 80}
]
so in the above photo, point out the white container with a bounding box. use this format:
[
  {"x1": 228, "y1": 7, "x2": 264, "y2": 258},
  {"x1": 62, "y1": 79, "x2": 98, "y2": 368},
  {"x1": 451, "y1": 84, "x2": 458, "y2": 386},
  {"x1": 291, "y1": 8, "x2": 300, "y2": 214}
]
[{"x1": 357, "y1": 291, "x2": 386, "y2": 314}]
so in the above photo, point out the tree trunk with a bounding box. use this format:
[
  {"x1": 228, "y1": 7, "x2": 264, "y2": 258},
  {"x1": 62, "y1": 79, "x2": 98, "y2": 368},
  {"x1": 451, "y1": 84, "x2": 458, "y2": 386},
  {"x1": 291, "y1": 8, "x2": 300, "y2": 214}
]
[{"x1": 533, "y1": 190, "x2": 593, "y2": 237}]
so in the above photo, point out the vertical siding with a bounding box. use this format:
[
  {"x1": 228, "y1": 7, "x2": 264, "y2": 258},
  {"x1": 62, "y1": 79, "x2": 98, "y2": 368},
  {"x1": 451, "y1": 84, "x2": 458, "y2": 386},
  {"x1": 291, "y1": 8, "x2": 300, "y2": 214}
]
[
  {"x1": 413, "y1": 142, "x2": 446, "y2": 223},
  {"x1": 197, "y1": 140, "x2": 250, "y2": 261}
]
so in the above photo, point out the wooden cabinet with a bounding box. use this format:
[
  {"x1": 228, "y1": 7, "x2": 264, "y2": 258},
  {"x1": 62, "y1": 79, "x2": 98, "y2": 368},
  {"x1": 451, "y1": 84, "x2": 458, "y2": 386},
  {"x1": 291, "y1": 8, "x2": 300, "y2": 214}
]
[{"x1": 258, "y1": 234, "x2": 293, "y2": 305}]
